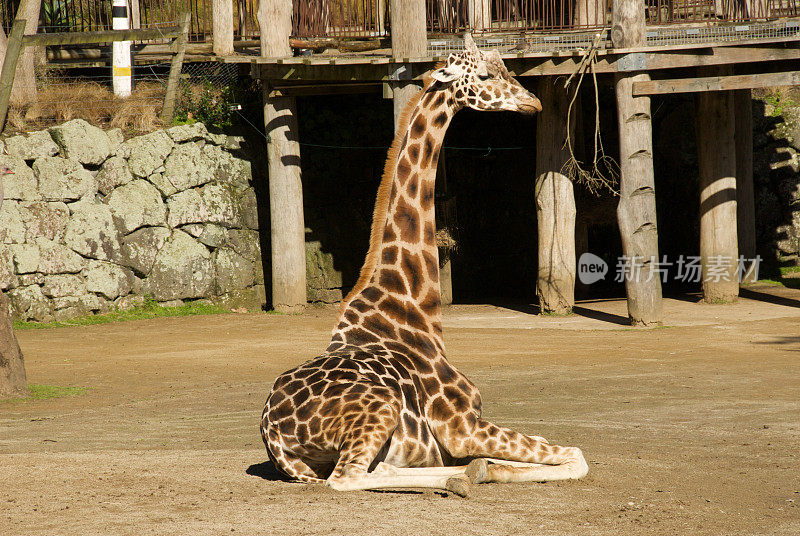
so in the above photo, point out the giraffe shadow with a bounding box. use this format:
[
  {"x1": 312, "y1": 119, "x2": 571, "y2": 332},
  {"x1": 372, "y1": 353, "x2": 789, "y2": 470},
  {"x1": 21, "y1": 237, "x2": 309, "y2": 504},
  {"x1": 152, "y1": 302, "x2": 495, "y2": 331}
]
[{"x1": 246, "y1": 461, "x2": 295, "y2": 483}]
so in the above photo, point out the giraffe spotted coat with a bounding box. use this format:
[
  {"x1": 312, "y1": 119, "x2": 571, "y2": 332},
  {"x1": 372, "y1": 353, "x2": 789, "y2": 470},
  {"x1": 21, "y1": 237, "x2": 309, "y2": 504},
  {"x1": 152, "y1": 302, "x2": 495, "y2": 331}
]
[{"x1": 261, "y1": 35, "x2": 588, "y2": 495}]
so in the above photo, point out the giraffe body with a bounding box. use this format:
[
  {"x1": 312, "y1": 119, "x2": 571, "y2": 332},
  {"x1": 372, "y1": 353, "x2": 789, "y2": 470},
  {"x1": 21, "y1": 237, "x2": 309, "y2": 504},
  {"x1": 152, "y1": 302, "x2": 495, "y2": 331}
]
[{"x1": 261, "y1": 35, "x2": 588, "y2": 496}]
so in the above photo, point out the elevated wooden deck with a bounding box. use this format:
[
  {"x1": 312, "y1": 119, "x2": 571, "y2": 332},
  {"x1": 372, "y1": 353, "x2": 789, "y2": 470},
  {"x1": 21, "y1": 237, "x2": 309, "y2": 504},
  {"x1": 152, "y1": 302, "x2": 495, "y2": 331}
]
[
  {"x1": 218, "y1": 24, "x2": 800, "y2": 99},
  {"x1": 253, "y1": 0, "x2": 798, "y2": 320}
]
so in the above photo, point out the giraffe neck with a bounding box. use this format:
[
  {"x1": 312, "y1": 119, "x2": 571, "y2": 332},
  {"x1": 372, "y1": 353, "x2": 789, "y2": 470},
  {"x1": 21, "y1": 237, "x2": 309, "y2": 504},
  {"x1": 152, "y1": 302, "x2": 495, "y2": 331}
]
[{"x1": 330, "y1": 83, "x2": 456, "y2": 352}]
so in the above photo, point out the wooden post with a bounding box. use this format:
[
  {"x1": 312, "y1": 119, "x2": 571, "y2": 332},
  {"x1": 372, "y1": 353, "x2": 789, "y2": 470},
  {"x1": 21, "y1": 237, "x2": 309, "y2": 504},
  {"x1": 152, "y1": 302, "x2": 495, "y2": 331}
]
[
  {"x1": 612, "y1": 0, "x2": 663, "y2": 325},
  {"x1": 535, "y1": 78, "x2": 576, "y2": 314},
  {"x1": 696, "y1": 82, "x2": 739, "y2": 302},
  {"x1": 10, "y1": 0, "x2": 39, "y2": 105},
  {"x1": 468, "y1": 0, "x2": 492, "y2": 30},
  {"x1": 259, "y1": 0, "x2": 307, "y2": 313},
  {"x1": 0, "y1": 19, "x2": 26, "y2": 133},
  {"x1": 376, "y1": 0, "x2": 387, "y2": 34},
  {"x1": 160, "y1": 13, "x2": 191, "y2": 123},
  {"x1": 735, "y1": 89, "x2": 757, "y2": 284},
  {"x1": 0, "y1": 170, "x2": 28, "y2": 400},
  {"x1": 389, "y1": 0, "x2": 426, "y2": 129},
  {"x1": 0, "y1": 292, "x2": 28, "y2": 399},
  {"x1": 212, "y1": 0, "x2": 235, "y2": 56},
  {"x1": 436, "y1": 150, "x2": 454, "y2": 305},
  {"x1": 574, "y1": 0, "x2": 603, "y2": 27},
  {"x1": 129, "y1": 0, "x2": 141, "y2": 29}
]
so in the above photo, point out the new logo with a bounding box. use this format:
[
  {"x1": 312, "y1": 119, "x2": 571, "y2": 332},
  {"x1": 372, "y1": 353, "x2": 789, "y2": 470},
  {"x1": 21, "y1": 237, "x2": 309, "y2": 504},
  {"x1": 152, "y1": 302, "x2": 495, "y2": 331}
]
[{"x1": 578, "y1": 253, "x2": 608, "y2": 285}]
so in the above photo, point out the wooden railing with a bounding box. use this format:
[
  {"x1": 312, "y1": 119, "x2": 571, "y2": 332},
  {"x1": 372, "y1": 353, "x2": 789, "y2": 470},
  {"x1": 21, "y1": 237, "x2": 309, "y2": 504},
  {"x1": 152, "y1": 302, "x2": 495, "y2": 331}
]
[{"x1": 1, "y1": 0, "x2": 798, "y2": 43}]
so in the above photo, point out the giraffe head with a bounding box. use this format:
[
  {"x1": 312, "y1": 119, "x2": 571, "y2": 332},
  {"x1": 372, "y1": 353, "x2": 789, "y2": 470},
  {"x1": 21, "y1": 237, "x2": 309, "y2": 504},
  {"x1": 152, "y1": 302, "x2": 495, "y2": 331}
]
[{"x1": 430, "y1": 34, "x2": 541, "y2": 114}]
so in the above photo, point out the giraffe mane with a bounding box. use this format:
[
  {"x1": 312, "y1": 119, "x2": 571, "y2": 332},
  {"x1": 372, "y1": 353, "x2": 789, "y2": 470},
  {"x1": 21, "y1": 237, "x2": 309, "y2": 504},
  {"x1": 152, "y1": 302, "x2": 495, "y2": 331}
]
[{"x1": 339, "y1": 73, "x2": 442, "y2": 316}]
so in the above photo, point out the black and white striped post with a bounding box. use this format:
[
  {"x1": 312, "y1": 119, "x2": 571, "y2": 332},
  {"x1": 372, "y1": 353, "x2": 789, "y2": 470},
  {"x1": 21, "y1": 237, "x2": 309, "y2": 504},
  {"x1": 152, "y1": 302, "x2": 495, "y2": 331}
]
[{"x1": 112, "y1": 0, "x2": 132, "y2": 97}]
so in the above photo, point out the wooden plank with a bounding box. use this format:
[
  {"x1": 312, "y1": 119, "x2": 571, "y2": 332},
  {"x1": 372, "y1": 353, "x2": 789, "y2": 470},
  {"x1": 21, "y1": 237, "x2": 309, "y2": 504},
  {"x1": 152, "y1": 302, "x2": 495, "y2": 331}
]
[
  {"x1": 0, "y1": 19, "x2": 27, "y2": 132},
  {"x1": 224, "y1": 34, "x2": 800, "y2": 65},
  {"x1": 633, "y1": 70, "x2": 800, "y2": 95},
  {"x1": 21, "y1": 26, "x2": 181, "y2": 47},
  {"x1": 239, "y1": 44, "x2": 800, "y2": 81},
  {"x1": 514, "y1": 45, "x2": 800, "y2": 76},
  {"x1": 160, "y1": 13, "x2": 191, "y2": 123},
  {"x1": 606, "y1": 34, "x2": 800, "y2": 55},
  {"x1": 269, "y1": 83, "x2": 380, "y2": 97}
]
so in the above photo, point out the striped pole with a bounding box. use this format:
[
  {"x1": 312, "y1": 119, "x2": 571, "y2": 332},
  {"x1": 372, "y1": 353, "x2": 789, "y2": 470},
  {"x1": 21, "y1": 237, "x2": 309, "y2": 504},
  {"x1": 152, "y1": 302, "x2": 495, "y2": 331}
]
[{"x1": 112, "y1": 0, "x2": 132, "y2": 97}]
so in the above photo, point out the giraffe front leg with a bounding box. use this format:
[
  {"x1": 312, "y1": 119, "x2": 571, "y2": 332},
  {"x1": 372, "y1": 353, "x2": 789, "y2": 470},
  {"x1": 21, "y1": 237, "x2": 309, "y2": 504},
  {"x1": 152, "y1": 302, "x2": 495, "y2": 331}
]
[
  {"x1": 434, "y1": 416, "x2": 588, "y2": 482},
  {"x1": 324, "y1": 393, "x2": 471, "y2": 497},
  {"x1": 466, "y1": 457, "x2": 588, "y2": 484}
]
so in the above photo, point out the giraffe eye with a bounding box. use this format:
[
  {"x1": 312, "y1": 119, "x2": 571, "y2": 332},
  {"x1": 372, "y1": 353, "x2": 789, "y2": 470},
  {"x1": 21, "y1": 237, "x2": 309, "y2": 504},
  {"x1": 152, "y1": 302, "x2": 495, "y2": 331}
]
[{"x1": 477, "y1": 73, "x2": 491, "y2": 81}]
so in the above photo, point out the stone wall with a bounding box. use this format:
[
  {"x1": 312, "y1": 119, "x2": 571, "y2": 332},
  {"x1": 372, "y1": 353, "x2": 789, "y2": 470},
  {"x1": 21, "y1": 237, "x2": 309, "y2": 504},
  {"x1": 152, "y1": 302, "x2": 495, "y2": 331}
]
[
  {"x1": 755, "y1": 97, "x2": 800, "y2": 263},
  {"x1": 0, "y1": 119, "x2": 264, "y2": 322}
]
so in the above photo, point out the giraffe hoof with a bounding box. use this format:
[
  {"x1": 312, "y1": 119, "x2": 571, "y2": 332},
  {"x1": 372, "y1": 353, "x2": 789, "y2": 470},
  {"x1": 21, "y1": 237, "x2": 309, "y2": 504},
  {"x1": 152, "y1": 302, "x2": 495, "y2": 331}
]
[
  {"x1": 465, "y1": 458, "x2": 489, "y2": 484},
  {"x1": 445, "y1": 475, "x2": 471, "y2": 498}
]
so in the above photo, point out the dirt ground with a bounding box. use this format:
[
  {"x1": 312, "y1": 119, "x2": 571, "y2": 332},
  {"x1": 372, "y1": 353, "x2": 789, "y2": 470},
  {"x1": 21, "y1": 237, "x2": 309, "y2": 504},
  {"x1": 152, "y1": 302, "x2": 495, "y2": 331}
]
[{"x1": 1, "y1": 285, "x2": 799, "y2": 536}]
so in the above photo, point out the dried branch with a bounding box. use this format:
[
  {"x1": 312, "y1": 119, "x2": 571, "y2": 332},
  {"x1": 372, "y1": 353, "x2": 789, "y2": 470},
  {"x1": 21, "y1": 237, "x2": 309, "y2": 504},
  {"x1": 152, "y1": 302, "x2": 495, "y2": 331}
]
[{"x1": 561, "y1": 34, "x2": 619, "y2": 196}]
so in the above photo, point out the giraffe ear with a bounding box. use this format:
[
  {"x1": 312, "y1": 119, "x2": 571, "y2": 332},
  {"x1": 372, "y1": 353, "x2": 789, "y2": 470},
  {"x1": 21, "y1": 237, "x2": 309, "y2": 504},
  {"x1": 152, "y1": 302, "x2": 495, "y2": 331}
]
[
  {"x1": 430, "y1": 54, "x2": 465, "y2": 83},
  {"x1": 430, "y1": 65, "x2": 460, "y2": 83}
]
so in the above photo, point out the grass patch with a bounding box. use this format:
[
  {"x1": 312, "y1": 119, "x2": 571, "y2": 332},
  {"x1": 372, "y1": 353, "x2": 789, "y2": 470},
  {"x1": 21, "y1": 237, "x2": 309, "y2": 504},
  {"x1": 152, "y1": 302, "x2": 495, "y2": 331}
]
[
  {"x1": 28, "y1": 384, "x2": 87, "y2": 400},
  {"x1": 1, "y1": 384, "x2": 88, "y2": 404},
  {"x1": 750, "y1": 276, "x2": 800, "y2": 290},
  {"x1": 759, "y1": 90, "x2": 799, "y2": 117},
  {"x1": 14, "y1": 299, "x2": 232, "y2": 331},
  {"x1": 754, "y1": 278, "x2": 784, "y2": 286},
  {"x1": 780, "y1": 265, "x2": 800, "y2": 276}
]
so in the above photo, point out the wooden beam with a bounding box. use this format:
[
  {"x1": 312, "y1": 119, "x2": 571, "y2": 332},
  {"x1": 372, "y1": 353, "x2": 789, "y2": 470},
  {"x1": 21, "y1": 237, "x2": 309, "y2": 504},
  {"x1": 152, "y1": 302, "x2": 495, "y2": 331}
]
[
  {"x1": 269, "y1": 83, "x2": 381, "y2": 97},
  {"x1": 21, "y1": 26, "x2": 181, "y2": 46},
  {"x1": 633, "y1": 70, "x2": 800, "y2": 95},
  {"x1": 243, "y1": 45, "x2": 800, "y2": 81}
]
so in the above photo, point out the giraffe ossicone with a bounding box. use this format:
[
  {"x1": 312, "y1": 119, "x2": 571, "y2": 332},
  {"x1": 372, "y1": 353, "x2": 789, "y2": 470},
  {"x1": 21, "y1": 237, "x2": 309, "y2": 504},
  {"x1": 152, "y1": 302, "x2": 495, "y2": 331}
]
[{"x1": 261, "y1": 34, "x2": 586, "y2": 497}]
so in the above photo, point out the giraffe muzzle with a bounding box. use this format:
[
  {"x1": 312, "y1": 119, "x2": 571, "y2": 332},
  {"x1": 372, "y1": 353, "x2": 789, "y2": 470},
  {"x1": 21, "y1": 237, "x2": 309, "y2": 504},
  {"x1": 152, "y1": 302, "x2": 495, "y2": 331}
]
[{"x1": 517, "y1": 94, "x2": 543, "y2": 114}]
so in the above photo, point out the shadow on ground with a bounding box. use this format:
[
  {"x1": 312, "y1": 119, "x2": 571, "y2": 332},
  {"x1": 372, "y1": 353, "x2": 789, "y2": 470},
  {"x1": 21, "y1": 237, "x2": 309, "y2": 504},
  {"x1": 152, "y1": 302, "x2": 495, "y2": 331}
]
[{"x1": 246, "y1": 461, "x2": 293, "y2": 482}]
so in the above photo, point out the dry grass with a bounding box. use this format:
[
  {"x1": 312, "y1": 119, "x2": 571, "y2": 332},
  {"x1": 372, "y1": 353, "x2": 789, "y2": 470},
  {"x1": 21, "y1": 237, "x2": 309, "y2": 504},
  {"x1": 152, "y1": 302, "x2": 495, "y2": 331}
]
[{"x1": 6, "y1": 81, "x2": 165, "y2": 135}]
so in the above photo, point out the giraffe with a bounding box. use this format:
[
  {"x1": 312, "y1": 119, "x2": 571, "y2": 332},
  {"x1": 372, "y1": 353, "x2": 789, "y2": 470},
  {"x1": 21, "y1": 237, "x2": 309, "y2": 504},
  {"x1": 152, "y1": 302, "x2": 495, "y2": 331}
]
[{"x1": 260, "y1": 34, "x2": 588, "y2": 497}]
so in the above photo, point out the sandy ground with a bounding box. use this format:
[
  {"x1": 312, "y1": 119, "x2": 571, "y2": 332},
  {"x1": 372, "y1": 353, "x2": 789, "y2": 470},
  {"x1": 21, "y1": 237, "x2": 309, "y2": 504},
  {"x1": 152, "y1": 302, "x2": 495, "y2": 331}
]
[{"x1": 1, "y1": 284, "x2": 799, "y2": 536}]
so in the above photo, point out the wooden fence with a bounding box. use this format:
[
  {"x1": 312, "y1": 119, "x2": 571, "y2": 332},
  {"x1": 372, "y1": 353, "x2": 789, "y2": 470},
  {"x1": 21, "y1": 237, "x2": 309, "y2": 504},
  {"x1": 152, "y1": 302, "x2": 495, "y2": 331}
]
[{"x1": 1, "y1": 0, "x2": 257, "y2": 42}]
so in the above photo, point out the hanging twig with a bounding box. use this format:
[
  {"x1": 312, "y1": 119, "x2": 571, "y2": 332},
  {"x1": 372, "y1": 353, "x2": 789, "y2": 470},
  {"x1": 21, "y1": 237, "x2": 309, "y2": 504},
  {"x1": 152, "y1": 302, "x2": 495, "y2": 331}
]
[{"x1": 561, "y1": 34, "x2": 619, "y2": 196}]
